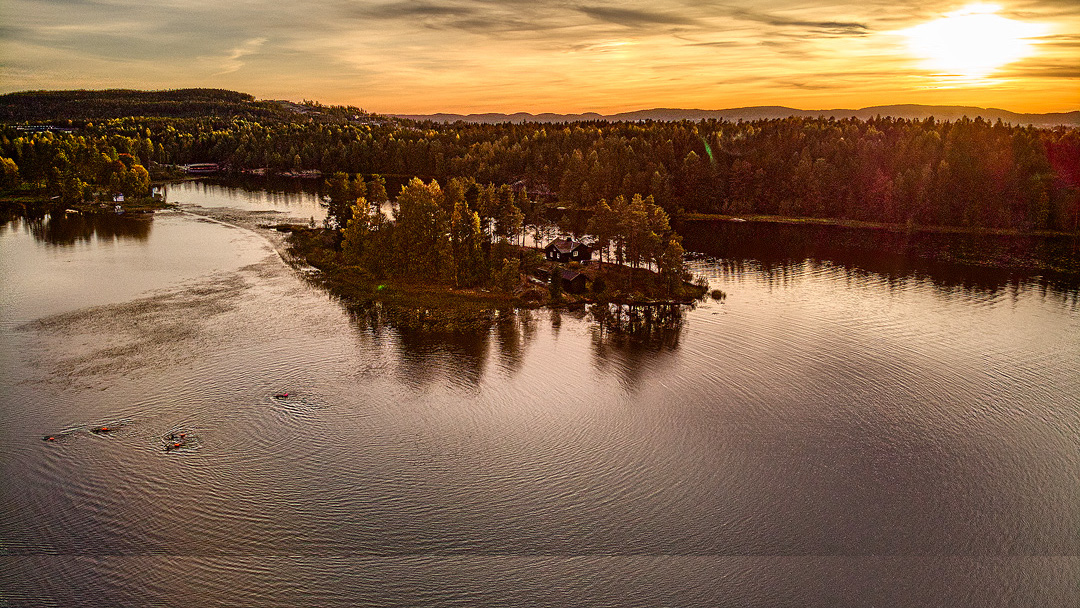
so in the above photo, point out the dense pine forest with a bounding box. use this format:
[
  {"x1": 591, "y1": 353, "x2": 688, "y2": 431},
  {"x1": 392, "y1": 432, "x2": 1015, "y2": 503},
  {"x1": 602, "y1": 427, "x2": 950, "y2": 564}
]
[{"x1": 1, "y1": 89, "x2": 1078, "y2": 233}]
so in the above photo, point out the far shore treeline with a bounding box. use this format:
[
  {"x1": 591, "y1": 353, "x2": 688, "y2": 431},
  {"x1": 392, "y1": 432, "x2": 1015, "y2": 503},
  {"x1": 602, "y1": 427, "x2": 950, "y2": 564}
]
[{"x1": 0, "y1": 89, "x2": 1078, "y2": 235}]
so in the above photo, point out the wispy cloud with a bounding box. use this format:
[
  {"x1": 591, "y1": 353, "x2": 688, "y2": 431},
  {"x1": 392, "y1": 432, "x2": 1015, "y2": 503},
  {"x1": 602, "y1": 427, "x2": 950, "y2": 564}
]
[
  {"x1": 725, "y1": 7, "x2": 870, "y2": 36},
  {"x1": 578, "y1": 6, "x2": 699, "y2": 28},
  {"x1": 999, "y1": 61, "x2": 1080, "y2": 79},
  {"x1": 1032, "y1": 33, "x2": 1080, "y2": 47},
  {"x1": 685, "y1": 40, "x2": 746, "y2": 48},
  {"x1": 213, "y1": 37, "x2": 268, "y2": 76}
]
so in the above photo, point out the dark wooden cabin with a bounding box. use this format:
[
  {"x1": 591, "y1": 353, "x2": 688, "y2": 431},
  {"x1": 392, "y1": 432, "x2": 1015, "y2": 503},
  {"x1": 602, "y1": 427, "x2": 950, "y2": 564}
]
[
  {"x1": 560, "y1": 269, "x2": 589, "y2": 294},
  {"x1": 544, "y1": 238, "x2": 592, "y2": 264}
]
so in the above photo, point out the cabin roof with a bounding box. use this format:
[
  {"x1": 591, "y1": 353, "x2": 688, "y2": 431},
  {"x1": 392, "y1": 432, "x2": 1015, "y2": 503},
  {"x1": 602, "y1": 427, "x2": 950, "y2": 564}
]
[
  {"x1": 561, "y1": 269, "x2": 585, "y2": 281},
  {"x1": 547, "y1": 238, "x2": 590, "y2": 254}
]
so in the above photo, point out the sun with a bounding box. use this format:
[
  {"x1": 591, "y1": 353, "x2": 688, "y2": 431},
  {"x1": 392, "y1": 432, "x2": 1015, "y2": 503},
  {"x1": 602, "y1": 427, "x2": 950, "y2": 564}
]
[{"x1": 902, "y1": 3, "x2": 1047, "y2": 78}]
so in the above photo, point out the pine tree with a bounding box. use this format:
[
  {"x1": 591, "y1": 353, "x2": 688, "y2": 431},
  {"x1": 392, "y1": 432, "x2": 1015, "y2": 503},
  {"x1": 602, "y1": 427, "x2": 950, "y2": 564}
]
[
  {"x1": 585, "y1": 198, "x2": 616, "y2": 266},
  {"x1": 450, "y1": 200, "x2": 486, "y2": 287},
  {"x1": 394, "y1": 178, "x2": 451, "y2": 282},
  {"x1": 341, "y1": 198, "x2": 371, "y2": 265}
]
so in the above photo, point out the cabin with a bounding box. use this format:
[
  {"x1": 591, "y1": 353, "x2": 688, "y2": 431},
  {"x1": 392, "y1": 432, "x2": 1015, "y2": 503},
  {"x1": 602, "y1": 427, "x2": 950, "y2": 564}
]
[
  {"x1": 545, "y1": 238, "x2": 593, "y2": 264},
  {"x1": 560, "y1": 269, "x2": 589, "y2": 294}
]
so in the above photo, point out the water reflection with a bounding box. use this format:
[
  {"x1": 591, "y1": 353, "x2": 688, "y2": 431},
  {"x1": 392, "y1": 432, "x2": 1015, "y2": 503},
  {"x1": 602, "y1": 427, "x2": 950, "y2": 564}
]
[
  {"x1": 350, "y1": 303, "x2": 496, "y2": 389},
  {"x1": 348, "y1": 303, "x2": 688, "y2": 390},
  {"x1": 168, "y1": 176, "x2": 323, "y2": 200},
  {"x1": 2, "y1": 211, "x2": 152, "y2": 246},
  {"x1": 165, "y1": 178, "x2": 327, "y2": 221},
  {"x1": 493, "y1": 310, "x2": 529, "y2": 375},
  {"x1": 164, "y1": 176, "x2": 419, "y2": 223},
  {"x1": 702, "y1": 258, "x2": 1078, "y2": 312},
  {"x1": 680, "y1": 220, "x2": 1080, "y2": 305},
  {"x1": 585, "y1": 304, "x2": 683, "y2": 389}
]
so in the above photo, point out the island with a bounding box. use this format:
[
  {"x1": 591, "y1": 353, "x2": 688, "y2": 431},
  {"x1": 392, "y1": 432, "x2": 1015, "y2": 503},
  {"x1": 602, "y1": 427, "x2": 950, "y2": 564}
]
[{"x1": 282, "y1": 175, "x2": 708, "y2": 320}]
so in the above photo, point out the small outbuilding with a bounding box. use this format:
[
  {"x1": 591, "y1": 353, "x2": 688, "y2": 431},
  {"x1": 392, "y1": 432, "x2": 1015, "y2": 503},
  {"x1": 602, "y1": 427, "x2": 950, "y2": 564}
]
[
  {"x1": 544, "y1": 238, "x2": 593, "y2": 264},
  {"x1": 560, "y1": 269, "x2": 589, "y2": 294}
]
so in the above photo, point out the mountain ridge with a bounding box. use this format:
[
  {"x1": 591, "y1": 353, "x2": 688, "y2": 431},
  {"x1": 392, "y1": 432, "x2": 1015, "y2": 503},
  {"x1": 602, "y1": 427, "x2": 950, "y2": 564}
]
[{"x1": 395, "y1": 105, "x2": 1080, "y2": 126}]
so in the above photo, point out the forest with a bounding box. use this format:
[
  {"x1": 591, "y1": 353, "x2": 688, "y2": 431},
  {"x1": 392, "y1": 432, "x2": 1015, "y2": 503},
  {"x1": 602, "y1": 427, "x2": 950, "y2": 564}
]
[{"x1": 1, "y1": 89, "x2": 1078, "y2": 234}]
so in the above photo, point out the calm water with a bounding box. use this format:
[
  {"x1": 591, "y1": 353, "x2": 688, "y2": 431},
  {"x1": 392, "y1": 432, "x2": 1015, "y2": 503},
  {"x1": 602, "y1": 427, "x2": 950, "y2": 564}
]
[
  {"x1": 1, "y1": 204, "x2": 1078, "y2": 607},
  {"x1": 163, "y1": 178, "x2": 327, "y2": 221}
]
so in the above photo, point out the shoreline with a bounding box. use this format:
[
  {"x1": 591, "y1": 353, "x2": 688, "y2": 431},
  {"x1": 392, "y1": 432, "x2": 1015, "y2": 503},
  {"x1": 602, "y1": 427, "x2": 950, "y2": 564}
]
[{"x1": 679, "y1": 212, "x2": 1080, "y2": 239}]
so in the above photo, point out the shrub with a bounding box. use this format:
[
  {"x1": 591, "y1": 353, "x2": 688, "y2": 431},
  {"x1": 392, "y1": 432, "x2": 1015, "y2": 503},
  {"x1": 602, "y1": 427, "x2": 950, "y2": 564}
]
[
  {"x1": 521, "y1": 249, "x2": 544, "y2": 275},
  {"x1": 591, "y1": 275, "x2": 606, "y2": 295}
]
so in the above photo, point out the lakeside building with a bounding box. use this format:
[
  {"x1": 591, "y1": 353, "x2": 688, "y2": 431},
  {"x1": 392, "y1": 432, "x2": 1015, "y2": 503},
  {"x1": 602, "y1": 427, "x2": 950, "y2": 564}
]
[{"x1": 545, "y1": 238, "x2": 593, "y2": 264}]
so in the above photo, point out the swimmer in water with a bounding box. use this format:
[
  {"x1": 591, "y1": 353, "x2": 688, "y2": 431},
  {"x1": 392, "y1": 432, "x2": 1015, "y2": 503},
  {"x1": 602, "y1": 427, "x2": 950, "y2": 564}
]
[{"x1": 274, "y1": 392, "x2": 289, "y2": 399}]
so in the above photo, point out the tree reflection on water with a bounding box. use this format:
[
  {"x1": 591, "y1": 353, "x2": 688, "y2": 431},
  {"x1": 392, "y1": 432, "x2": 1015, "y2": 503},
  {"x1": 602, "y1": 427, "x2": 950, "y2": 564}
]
[
  {"x1": 588, "y1": 303, "x2": 685, "y2": 390},
  {"x1": 681, "y1": 221, "x2": 1080, "y2": 308},
  {"x1": 347, "y1": 302, "x2": 688, "y2": 390},
  {"x1": 3, "y1": 210, "x2": 152, "y2": 246}
]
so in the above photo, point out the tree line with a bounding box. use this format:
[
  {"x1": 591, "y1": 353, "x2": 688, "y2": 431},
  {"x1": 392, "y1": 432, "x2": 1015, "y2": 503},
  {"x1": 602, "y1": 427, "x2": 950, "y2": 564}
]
[
  {"x1": 0, "y1": 129, "x2": 152, "y2": 203},
  {"x1": 2, "y1": 110, "x2": 1078, "y2": 232}
]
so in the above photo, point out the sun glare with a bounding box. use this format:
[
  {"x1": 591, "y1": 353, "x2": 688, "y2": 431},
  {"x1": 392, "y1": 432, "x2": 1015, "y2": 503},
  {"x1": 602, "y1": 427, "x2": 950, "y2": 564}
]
[{"x1": 902, "y1": 3, "x2": 1047, "y2": 78}]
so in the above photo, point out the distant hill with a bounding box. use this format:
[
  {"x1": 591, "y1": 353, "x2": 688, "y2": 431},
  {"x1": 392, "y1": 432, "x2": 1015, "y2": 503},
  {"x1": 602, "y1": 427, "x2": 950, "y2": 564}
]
[
  {"x1": 396, "y1": 105, "x2": 1080, "y2": 127},
  {"x1": 4, "y1": 90, "x2": 1074, "y2": 128},
  {"x1": 0, "y1": 89, "x2": 294, "y2": 122}
]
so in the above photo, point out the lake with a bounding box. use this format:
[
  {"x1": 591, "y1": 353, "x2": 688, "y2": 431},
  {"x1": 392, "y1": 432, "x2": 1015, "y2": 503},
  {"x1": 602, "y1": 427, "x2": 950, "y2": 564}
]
[
  {"x1": 1, "y1": 186, "x2": 1078, "y2": 607},
  {"x1": 161, "y1": 178, "x2": 328, "y2": 222}
]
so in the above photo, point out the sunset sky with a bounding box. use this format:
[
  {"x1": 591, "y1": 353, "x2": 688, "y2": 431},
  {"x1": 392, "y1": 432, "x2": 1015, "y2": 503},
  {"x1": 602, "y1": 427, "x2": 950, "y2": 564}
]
[{"x1": 2, "y1": 0, "x2": 1078, "y2": 114}]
